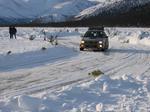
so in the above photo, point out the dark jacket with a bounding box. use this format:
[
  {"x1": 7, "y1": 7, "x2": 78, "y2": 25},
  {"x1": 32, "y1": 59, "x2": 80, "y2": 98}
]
[{"x1": 9, "y1": 27, "x2": 17, "y2": 34}]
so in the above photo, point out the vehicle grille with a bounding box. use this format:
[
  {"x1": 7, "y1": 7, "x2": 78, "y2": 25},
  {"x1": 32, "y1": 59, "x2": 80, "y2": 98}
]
[{"x1": 84, "y1": 41, "x2": 98, "y2": 48}]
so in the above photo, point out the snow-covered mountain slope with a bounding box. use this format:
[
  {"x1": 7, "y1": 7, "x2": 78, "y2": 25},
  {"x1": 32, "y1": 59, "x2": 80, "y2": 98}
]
[
  {"x1": 0, "y1": 0, "x2": 98, "y2": 24},
  {"x1": 76, "y1": 0, "x2": 150, "y2": 19},
  {"x1": 67, "y1": 0, "x2": 150, "y2": 27},
  {"x1": 38, "y1": 0, "x2": 97, "y2": 23},
  {"x1": 0, "y1": 0, "x2": 150, "y2": 25},
  {"x1": 1, "y1": 0, "x2": 140, "y2": 25},
  {"x1": 0, "y1": 0, "x2": 49, "y2": 19}
]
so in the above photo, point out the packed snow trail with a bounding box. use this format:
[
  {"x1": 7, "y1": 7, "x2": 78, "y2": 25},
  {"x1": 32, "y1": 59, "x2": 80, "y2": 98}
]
[
  {"x1": 0, "y1": 46, "x2": 79, "y2": 72},
  {"x1": 0, "y1": 37, "x2": 150, "y2": 100}
]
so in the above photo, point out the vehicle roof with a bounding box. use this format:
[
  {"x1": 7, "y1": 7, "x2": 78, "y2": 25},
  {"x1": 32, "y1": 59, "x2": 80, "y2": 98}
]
[
  {"x1": 87, "y1": 30, "x2": 104, "y2": 31},
  {"x1": 88, "y1": 26, "x2": 104, "y2": 31}
]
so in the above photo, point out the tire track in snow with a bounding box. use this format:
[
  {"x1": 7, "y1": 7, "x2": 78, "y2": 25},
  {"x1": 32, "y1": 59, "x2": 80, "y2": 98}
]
[
  {"x1": 0, "y1": 40, "x2": 150, "y2": 99},
  {"x1": 104, "y1": 45, "x2": 150, "y2": 77},
  {"x1": 0, "y1": 47, "x2": 130, "y2": 98}
]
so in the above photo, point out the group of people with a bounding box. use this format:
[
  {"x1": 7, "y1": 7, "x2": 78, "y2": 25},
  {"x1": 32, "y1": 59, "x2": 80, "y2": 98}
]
[{"x1": 9, "y1": 26, "x2": 17, "y2": 39}]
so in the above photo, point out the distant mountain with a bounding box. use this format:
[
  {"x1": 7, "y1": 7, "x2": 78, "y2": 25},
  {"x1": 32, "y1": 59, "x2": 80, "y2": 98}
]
[
  {"x1": 0, "y1": 0, "x2": 98, "y2": 25},
  {"x1": 33, "y1": 0, "x2": 150, "y2": 27},
  {"x1": 74, "y1": 0, "x2": 150, "y2": 26},
  {"x1": 0, "y1": 0, "x2": 49, "y2": 18},
  {"x1": 76, "y1": 0, "x2": 150, "y2": 19},
  {"x1": 38, "y1": 0, "x2": 98, "y2": 23},
  {"x1": 0, "y1": 0, "x2": 149, "y2": 26}
]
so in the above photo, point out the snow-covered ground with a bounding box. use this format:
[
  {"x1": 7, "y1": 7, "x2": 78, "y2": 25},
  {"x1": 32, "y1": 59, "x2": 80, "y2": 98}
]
[{"x1": 0, "y1": 27, "x2": 150, "y2": 112}]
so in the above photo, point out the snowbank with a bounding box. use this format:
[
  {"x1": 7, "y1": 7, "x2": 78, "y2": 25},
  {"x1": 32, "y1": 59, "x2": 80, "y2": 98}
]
[
  {"x1": 43, "y1": 28, "x2": 81, "y2": 38},
  {"x1": 1, "y1": 75, "x2": 150, "y2": 112},
  {"x1": 107, "y1": 28, "x2": 150, "y2": 46}
]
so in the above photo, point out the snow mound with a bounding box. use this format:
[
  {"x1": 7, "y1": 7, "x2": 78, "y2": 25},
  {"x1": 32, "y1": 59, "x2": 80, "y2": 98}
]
[
  {"x1": 42, "y1": 28, "x2": 81, "y2": 38},
  {"x1": 1, "y1": 75, "x2": 150, "y2": 112},
  {"x1": 106, "y1": 28, "x2": 150, "y2": 46}
]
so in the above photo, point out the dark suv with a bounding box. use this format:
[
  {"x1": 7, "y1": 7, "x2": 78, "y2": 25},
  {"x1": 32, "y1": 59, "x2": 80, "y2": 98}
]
[{"x1": 80, "y1": 27, "x2": 109, "y2": 51}]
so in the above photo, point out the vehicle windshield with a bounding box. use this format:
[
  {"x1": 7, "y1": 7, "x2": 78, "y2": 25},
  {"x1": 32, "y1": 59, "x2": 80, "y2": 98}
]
[{"x1": 84, "y1": 30, "x2": 106, "y2": 38}]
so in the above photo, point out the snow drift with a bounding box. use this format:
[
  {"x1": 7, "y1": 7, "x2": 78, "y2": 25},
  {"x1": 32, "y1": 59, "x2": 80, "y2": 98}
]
[
  {"x1": 0, "y1": 75, "x2": 150, "y2": 112},
  {"x1": 106, "y1": 28, "x2": 150, "y2": 46}
]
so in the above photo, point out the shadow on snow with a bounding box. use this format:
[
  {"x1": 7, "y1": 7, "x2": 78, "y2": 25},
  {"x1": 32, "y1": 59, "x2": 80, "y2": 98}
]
[
  {"x1": 104, "y1": 48, "x2": 150, "y2": 55},
  {"x1": 0, "y1": 46, "x2": 79, "y2": 72}
]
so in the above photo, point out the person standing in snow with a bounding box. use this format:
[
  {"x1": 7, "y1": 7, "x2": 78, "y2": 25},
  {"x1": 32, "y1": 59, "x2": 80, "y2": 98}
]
[
  {"x1": 42, "y1": 29, "x2": 47, "y2": 41},
  {"x1": 9, "y1": 26, "x2": 13, "y2": 39},
  {"x1": 9, "y1": 26, "x2": 17, "y2": 39}
]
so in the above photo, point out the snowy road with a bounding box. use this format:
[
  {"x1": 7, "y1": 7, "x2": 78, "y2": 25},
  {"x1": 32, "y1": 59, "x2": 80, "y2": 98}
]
[{"x1": 0, "y1": 36, "x2": 150, "y2": 100}]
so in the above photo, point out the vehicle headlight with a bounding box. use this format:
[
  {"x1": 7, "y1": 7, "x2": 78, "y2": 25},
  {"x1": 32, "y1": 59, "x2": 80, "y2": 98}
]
[
  {"x1": 81, "y1": 41, "x2": 85, "y2": 44},
  {"x1": 99, "y1": 45, "x2": 103, "y2": 47},
  {"x1": 99, "y1": 41, "x2": 103, "y2": 44}
]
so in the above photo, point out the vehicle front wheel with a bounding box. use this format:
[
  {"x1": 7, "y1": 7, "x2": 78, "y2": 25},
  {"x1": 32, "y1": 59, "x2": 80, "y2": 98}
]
[
  {"x1": 80, "y1": 47, "x2": 84, "y2": 51},
  {"x1": 101, "y1": 48, "x2": 106, "y2": 51}
]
